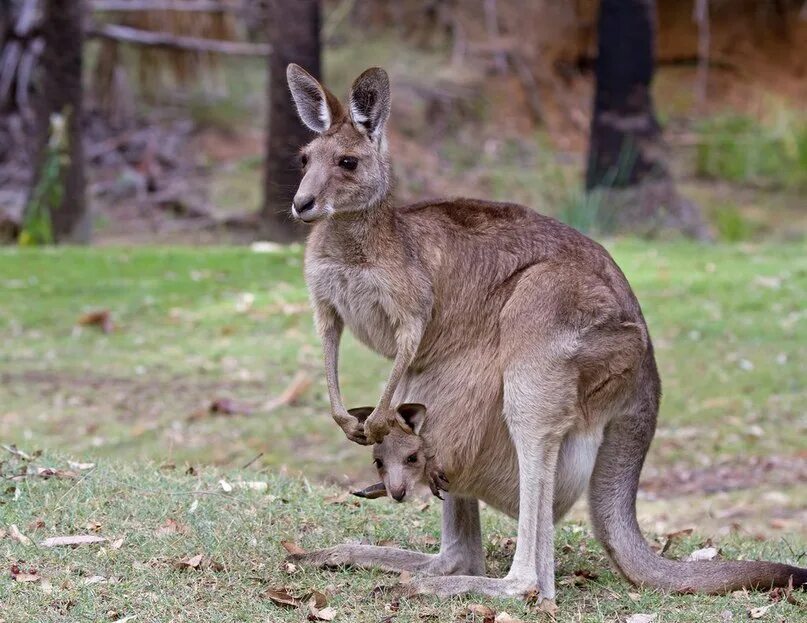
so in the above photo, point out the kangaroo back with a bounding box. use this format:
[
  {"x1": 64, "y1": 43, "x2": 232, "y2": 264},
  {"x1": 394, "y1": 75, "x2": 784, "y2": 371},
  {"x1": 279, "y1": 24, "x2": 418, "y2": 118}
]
[{"x1": 588, "y1": 350, "x2": 807, "y2": 593}]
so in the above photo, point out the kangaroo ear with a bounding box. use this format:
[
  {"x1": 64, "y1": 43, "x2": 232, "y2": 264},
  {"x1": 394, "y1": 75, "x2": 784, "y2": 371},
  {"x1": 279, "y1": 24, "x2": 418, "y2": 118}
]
[
  {"x1": 348, "y1": 406, "x2": 374, "y2": 423},
  {"x1": 287, "y1": 63, "x2": 344, "y2": 133},
  {"x1": 351, "y1": 482, "x2": 388, "y2": 499},
  {"x1": 348, "y1": 67, "x2": 390, "y2": 143},
  {"x1": 395, "y1": 403, "x2": 426, "y2": 435}
]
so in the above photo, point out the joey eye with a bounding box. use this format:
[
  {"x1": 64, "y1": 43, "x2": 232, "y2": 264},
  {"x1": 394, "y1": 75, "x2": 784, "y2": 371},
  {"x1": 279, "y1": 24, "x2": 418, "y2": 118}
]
[
  {"x1": 373, "y1": 458, "x2": 383, "y2": 469},
  {"x1": 339, "y1": 156, "x2": 358, "y2": 171},
  {"x1": 406, "y1": 454, "x2": 418, "y2": 464},
  {"x1": 300, "y1": 153, "x2": 308, "y2": 167}
]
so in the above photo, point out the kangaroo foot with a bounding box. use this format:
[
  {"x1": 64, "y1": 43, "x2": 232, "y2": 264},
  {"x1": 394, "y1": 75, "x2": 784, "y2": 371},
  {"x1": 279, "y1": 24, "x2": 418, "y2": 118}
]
[{"x1": 411, "y1": 574, "x2": 538, "y2": 598}]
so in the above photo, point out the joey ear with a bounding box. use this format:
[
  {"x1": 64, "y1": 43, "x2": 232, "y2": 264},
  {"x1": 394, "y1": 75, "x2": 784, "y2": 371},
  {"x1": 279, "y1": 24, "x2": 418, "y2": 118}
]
[
  {"x1": 287, "y1": 63, "x2": 344, "y2": 133},
  {"x1": 348, "y1": 67, "x2": 390, "y2": 143},
  {"x1": 348, "y1": 406, "x2": 374, "y2": 424},
  {"x1": 395, "y1": 403, "x2": 427, "y2": 435}
]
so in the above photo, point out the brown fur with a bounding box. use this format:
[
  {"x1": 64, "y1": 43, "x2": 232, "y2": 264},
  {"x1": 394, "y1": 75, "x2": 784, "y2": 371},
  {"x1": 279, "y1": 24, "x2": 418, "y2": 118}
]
[{"x1": 286, "y1": 64, "x2": 807, "y2": 599}]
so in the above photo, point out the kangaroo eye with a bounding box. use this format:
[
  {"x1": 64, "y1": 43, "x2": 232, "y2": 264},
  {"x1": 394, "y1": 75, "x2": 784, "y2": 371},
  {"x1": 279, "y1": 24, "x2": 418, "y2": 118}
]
[
  {"x1": 300, "y1": 153, "x2": 308, "y2": 167},
  {"x1": 373, "y1": 458, "x2": 383, "y2": 469},
  {"x1": 406, "y1": 454, "x2": 418, "y2": 464},
  {"x1": 339, "y1": 156, "x2": 358, "y2": 171}
]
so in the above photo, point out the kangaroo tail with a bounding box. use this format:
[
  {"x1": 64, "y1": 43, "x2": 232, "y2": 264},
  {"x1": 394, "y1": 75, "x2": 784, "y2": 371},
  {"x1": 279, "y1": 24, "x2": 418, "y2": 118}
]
[{"x1": 588, "y1": 367, "x2": 807, "y2": 593}]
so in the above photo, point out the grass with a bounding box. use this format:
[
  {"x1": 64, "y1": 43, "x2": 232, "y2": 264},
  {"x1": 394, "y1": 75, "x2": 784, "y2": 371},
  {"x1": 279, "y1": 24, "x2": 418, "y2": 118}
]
[
  {"x1": 2, "y1": 453, "x2": 804, "y2": 623},
  {"x1": 1, "y1": 242, "x2": 806, "y2": 620},
  {"x1": 695, "y1": 111, "x2": 807, "y2": 191}
]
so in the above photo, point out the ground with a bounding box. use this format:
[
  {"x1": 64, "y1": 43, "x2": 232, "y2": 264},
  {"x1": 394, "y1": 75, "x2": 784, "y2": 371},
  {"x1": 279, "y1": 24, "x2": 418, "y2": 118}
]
[{"x1": 1, "y1": 243, "x2": 805, "y2": 622}]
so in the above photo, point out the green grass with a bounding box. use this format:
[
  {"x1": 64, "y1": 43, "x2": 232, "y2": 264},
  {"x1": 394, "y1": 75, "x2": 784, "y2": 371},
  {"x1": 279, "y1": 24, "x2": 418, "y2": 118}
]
[
  {"x1": 695, "y1": 111, "x2": 807, "y2": 191},
  {"x1": 2, "y1": 453, "x2": 804, "y2": 623},
  {"x1": 1, "y1": 243, "x2": 806, "y2": 620}
]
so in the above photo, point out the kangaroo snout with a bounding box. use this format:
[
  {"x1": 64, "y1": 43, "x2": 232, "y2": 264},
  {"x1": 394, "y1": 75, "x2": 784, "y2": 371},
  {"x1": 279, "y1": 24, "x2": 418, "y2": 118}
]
[
  {"x1": 292, "y1": 195, "x2": 316, "y2": 219},
  {"x1": 390, "y1": 487, "x2": 406, "y2": 502}
]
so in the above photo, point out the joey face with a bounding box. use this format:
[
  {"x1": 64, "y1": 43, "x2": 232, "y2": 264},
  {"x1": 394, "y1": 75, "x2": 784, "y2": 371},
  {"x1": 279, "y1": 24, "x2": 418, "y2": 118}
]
[
  {"x1": 350, "y1": 404, "x2": 428, "y2": 503},
  {"x1": 287, "y1": 64, "x2": 392, "y2": 223}
]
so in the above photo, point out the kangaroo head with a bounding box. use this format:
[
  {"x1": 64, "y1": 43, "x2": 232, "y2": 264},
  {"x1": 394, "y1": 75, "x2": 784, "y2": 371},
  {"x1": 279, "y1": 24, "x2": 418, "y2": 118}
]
[
  {"x1": 286, "y1": 64, "x2": 392, "y2": 224},
  {"x1": 349, "y1": 403, "x2": 427, "y2": 503}
]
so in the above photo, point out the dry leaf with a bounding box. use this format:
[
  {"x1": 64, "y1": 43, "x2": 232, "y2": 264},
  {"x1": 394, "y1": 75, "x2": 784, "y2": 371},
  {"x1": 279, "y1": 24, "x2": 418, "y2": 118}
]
[
  {"x1": 9, "y1": 524, "x2": 31, "y2": 545},
  {"x1": 686, "y1": 547, "x2": 718, "y2": 562},
  {"x1": 467, "y1": 603, "x2": 495, "y2": 620},
  {"x1": 748, "y1": 605, "x2": 772, "y2": 619},
  {"x1": 110, "y1": 537, "x2": 125, "y2": 550},
  {"x1": 83, "y1": 575, "x2": 107, "y2": 585},
  {"x1": 626, "y1": 615, "x2": 656, "y2": 623},
  {"x1": 1, "y1": 444, "x2": 33, "y2": 460},
  {"x1": 77, "y1": 309, "x2": 114, "y2": 333},
  {"x1": 176, "y1": 554, "x2": 204, "y2": 569},
  {"x1": 155, "y1": 518, "x2": 186, "y2": 536},
  {"x1": 324, "y1": 492, "x2": 350, "y2": 505},
  {"x1": 264, "y1": 587, "x2": 302, "y2": 608},
  {"x1": 29, "y1": 466, "x2": 78, "y2": 480},
  {"x1": 281, "y1": 540, "x2": 306, "y2": 556},
  {"x1": 41, "y1": 535, "x2": 106, "y2": 547},
  {"x1": 10, "y1": 564, "x2": 39, "y2": 583},
  {"x1": 495, "y1": 614, "x2": 526, "y2": 623},
  {"x1": 68, "y1": 461, "x2": 95, "y2": 470},
  {"x1": 535, "y1": 599, "x2": 559, "y2": 616},
  {"x1": 283, "y1": 561, "x2": 297, "y2": 574},
  {"x1": 209, "y1": 398, "x2": 254, "y2": 417},
  {"x1": 308, "y1": 601, "x2": 337, "y2": 622},
  {"x1": 219, "y1": 479, "x2": 233, "y2": 492},
  {"x1": 112, "y1": 616, "x2": 137, "y2": 623}
]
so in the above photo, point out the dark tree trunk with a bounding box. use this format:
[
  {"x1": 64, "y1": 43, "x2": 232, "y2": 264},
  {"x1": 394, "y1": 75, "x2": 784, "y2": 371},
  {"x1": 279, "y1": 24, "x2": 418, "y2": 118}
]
[
  {"x1": 28, "y1": 0, "x2": 89, "y2": 243},
  {"x1": 260, "y1": 0, "x2": 321, "y2": 242},
  {"x1": 585, "y1": 0, "x2": 710, "y2": 239}
]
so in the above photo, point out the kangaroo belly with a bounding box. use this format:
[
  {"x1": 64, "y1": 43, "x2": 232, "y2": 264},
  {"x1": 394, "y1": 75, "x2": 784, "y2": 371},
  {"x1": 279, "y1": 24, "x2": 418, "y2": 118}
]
[{"x1": 458, "y1": 427, "x2": 603, "y2": 522}]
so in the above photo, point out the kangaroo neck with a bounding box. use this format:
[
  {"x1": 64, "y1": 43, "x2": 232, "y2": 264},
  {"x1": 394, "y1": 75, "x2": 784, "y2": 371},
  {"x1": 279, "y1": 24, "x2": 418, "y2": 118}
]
[{"x1": 324, "y1": 199, "x2": 396, "y2": 263}]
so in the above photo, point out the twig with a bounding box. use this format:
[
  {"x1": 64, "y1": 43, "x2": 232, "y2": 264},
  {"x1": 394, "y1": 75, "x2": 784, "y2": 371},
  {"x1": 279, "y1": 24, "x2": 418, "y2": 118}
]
[
  {"x1": 241, "y1": 452, "x2": 264, "y2": 470},
  {"x1": 88, "y1": 23, "x2": 271, "y2": 56}
]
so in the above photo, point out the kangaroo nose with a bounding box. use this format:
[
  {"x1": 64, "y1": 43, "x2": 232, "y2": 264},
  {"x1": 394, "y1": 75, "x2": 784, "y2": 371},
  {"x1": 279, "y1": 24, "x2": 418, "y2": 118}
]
[
  {"x1": 293, "y1": 196, "x2": 315, "y2": 214},
  {"x1": 391, "y1": 488, "x2": 406, "y2": 502}
]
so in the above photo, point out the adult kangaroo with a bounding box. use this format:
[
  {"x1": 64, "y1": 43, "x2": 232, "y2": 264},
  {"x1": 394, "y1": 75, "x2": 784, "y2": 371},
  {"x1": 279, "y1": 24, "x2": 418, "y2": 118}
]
[{"x1": 285, "y1": 64, "x2": 807, "y2": 602}]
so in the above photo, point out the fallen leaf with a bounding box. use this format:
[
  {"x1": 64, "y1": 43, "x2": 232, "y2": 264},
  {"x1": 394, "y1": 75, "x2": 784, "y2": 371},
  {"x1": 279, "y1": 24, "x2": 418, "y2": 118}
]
[
  {"x1": 30, "y1": 466, "x2": 78, "y2": 480},
  {"x1": 112, "y1": 616, "x2": 137, "y2": 623},
  {"x1": 467, "y1": 604, "x2": 495, "y2": 620},
  {"x1": 686, "y1": 547, "x2": 718, "y2": 562},
  {"x1": 626, "y1": 615, "x2": 656, "y2": 623},
  {"x1": 110, "y1": 537, "x2": 125, "y2": 550},
  {"x1": 155, "y1": 518, "x2": 187, "y2": 536},
  {"x1": 41, "y1": 535, "x2": 106, "y2": 547},
  {"x1": 1, "y1": 444, "x2": 33, "y2": 460},
  {"x1": 308, "y1": 603, "x2": 336, "y2": 621},
  {"x1": 10, "y1": 564, "x2": 39, "y2": 583},
  {"x1": 264, "y1": 587, "x2": 302, "y2": 608},
  {"x1": 324, "y1": 492, "x2": 350, "y2": 505},
  {"x1": 495, "y1": 614, "x2": 526, "y2": 623},
  {"x1": 535, "y1": 599, "x2": 559, "y2": 616},
  {"x1": 283, "y1": 561, "x2": 297, "y2": 574},
  {"x1": 68, "y1": 461, "x2": 95, "y2": 470},
  {"x1": 209, "y1": 397, "x2": 254, "y2": 417},
  {"x1": 281, "y1": 540, "x2": 306, "y2": 556},
  {"x1": 219, "y1": 479, "x2": 233, "y2": 492},
  {"x1": 77, "y1": 309, "x2": 115, "y2": 333},
  {"x1": 748, "y1": 605, "x2": 772, "y2": 619},
  {"x1": 83, "y1": 575, "x2": 107, "y2": 585},
  {"x1": 9, "y1": 524, "x2": 31, "y2": 545},
  {"x1": 176, "y1": 554, "x2": 204, "y2": 569}
]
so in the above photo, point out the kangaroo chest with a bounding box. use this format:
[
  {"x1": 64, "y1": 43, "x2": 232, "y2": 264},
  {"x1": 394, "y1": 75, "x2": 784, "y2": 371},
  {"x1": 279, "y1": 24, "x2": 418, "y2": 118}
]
[{"x1": 307, "y1": 259, "x2": 398, "y2": 359}]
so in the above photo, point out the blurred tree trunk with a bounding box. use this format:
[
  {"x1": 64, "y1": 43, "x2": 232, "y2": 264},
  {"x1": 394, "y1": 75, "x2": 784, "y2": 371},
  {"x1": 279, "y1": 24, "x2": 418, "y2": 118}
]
[
  {"x1": 261, "y1": 0, "x2": 320, "y2": 242},
  {"x1": 585, "y1": 0, "x2": 710, "y2": 239},
  {"x1": 27, "y1": 0, "x2": 89, "y2": 243}
]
